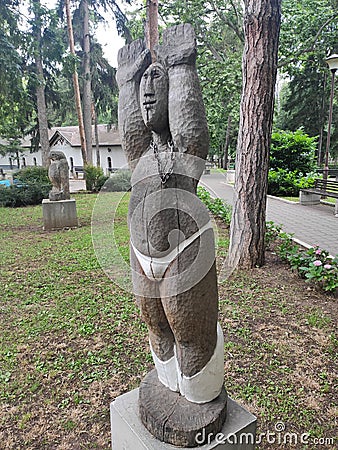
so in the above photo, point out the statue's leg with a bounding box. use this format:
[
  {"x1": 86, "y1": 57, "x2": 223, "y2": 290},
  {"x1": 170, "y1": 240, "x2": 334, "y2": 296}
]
[
  {"x1": 131, "y1": 247, "x2": 178, "y2": 391},
  {"x1": 160, "y1": 232, "x2": 224, "y2": 403}
]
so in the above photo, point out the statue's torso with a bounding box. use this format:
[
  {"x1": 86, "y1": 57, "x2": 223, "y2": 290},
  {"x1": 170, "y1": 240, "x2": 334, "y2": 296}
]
[{"x1": 129, "y1": 150, "x2": 208, "y2": 258}]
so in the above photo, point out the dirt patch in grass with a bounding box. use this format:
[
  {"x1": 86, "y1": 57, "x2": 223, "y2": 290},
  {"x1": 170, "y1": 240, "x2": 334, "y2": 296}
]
[{"x1": 0, "y1": 198, "x2": 336, "y2": 449}]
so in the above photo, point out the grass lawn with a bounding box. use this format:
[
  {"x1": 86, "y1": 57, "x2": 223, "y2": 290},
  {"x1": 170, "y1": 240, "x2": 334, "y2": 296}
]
[
  {"x1": 0, "y1": 193, "x2": 336, "y2": 449},
  {"x1": 281, "y1": 196, "x2": 337, "y2": 205}
]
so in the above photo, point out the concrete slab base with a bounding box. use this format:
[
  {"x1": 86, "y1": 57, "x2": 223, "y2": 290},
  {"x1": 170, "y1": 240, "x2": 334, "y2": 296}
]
[
  {"x1": 299, "y1": 191, "x2": 321, "y2": 205},
  {"x1": 110, "y1": 389, "x2": 257, "y2": 449},
  {"x1": 42, "y1": 198, "x2": 78, "y2": 230},
  {"x1": 226, "y1": 170, "x2": 235, "y2": 184}
]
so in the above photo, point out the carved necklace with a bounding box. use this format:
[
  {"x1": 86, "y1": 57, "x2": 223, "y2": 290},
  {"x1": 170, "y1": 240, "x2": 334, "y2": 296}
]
[{"x1": 151, "y1": 138, "x2": 176, "y2": 184}]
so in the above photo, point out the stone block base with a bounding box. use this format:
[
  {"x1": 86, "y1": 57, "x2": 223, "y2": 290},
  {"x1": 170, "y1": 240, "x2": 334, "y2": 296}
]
[
  {"x1": 226, "y1": 170, "x2": 235, "y2": 184},
  {"x1": 110, "y1": 388, "x2": 256, "y2": 449},
  {"x1": 299, "y1": 191, "x2": 321, "y2": 205},
  {"x1": 42, "y1": 198, "x2": 78, "y2": 230}
]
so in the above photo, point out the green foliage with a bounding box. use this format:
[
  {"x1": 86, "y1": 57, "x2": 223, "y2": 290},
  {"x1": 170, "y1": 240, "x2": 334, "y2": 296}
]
[
  {"x1": 275, "y1": 59, "x2": 328, "y2": 142},
  {"x1": 128, "y1": 0, "x2": 243, "y2": 160},
  {"x1": 13, "y1": 166, "x2": 49, "y2": 184},
  {"x1": 266, "y1": 222, "x2": 338, "y2": 293},
  {"x1": 277, "y1": 1, "x2": 338, "y2": 159},
  {"x1": 268, "y1": 130, "x2": 318, "y2": 196},
  {"x1": 270, "y1": 130, "x2": 317, "y2": 174},
  {"x1": 0, "y1": 2, "x2": 32, "y2": 140},
  {"x1": 279, "y1": 0, "x2": 338, "y2": 71},
  {"x1": 268, "y1": 169, "x2": 316, "y2": 196},
  {"x1": 84, "y1": 165, "x2": 108, "y2": 192},
  {"x1": 105, "y1": 170, "x2": 131, "y2": 192},
  {"x1": 0, "y1": 184, "x2": 50, "y2": 208},
  {"x1": 197, "y1": 186, "x2": 232, "y2": 224},
  {"x1": 0, "y1": 166, "x2": 51, "y2": 207}
]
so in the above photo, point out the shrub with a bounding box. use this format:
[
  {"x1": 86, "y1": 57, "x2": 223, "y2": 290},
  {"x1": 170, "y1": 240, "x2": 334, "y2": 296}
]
[
  {"x1": 270, "y1": 129, "x2": 317, "y2": 174},
  {"x1": 0, "y1": 183, "x2": 51, "y2": 207},
  {"x1": 14, "y1": 166, "x2": 50, "y2": 184},
  {"x1": 0, "y1": 166, "x2": 51, "y2": 207},
  {"x1": 84, "y1": 165, "x2": 108, "y2": 192},
  {"x1": 268, "y1": 169, "x2": 316, "y2": 196},
  {"x1": 104, "y1": 169, "x2": 132, "y2": 192},
  {"x1": 266, "y1": 221, "x2": 338, "y2": 293}
]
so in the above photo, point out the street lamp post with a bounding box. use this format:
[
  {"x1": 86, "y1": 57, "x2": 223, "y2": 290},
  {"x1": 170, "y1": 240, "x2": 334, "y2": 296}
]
[{"x1": 324, "y1": 54, "x2": 338, "y2": 183}]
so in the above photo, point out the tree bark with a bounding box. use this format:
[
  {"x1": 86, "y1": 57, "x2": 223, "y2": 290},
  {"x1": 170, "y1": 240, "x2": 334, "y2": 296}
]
[
  {"x1": 65, "y1": 0, "x2": 87, "y2": 166},
  {"x1": 93, "y1": 104, "x2": 100, "y2": 167},
  {"x1": 145, "y1": 0, "x2": 159, "y2": 61},
  {"x1": 82, "y1": 0, "x2": 93, "y2": 164},
  {"x1": 223, "y1": 115, "x2": 232, "y2": 170},
  {"x1": 32, "y1": 0, "x2": 50, "y2": 168},
  {"x1": 226, "y1": 0, "x2": 281, "y2": 269}
]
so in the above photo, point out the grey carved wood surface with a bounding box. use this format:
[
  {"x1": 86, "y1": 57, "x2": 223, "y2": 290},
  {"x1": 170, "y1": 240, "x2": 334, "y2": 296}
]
[
  {"x1": 48, "y1": 150, "x2": 70, "y2": 201},
  {"x1": 117, "y1": 24, "x2": 225, "y2": 445}
]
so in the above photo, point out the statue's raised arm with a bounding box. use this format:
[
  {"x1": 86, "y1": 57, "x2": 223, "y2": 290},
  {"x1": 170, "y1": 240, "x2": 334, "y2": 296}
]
[
  {"x1": 116, "y1": 40, "x2": 152, "y2": 169},
  {"x1": 156, "y1": 24, "x2": 209, "y2": 161}
]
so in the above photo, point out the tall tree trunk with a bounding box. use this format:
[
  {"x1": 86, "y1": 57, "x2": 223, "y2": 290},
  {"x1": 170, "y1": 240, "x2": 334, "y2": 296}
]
[
  {"x1": 226, "y1": 0, "x2": 281, "y2": 270},
  {"x1": 32, "y1": 0, "x2": 50, "y2": 168},
  {"x1": 82, "y1": 0, "x2": 93, "y2": 164},
  {"x1": 65, "y1": 0, "x2": 87, "y2": 166},
  {"x1": 223, "y1": 115, "x2": 232, "y2": 170},
  {"x1": 145, "y1": 0, "x2": 159, "y2": 61},
  {"x1": 93, "y1": 104, "x2": 100, "y2": 167}
]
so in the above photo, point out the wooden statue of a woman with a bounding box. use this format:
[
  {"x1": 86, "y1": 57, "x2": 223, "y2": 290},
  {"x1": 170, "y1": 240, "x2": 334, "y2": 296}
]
[{"x1": 116, "y1": 23, "x2": 226, "y2": 446}]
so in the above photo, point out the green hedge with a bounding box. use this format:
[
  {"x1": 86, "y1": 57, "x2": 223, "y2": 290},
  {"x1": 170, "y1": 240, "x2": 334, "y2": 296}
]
[
  {"x1": 268, "y1": 169, "x2": 316, "y2": 196},
  {"x1": 0, "y1": 167, "x2": 51, "y2": 207},
  {"x1": 270, "y1": 129, "x2": 317, "y2": 174}
]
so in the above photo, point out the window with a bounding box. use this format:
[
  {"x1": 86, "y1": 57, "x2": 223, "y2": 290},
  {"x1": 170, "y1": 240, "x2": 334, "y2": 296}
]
[
  {"x1": 33, "y1": 157, "x2": 37, "y2": 166},
  {"x1": 107, "y1": 156, "x2": 112, "y2": 171},
  {"x1": 22, "y1": 157, "x2": 26, "y2": 167}
]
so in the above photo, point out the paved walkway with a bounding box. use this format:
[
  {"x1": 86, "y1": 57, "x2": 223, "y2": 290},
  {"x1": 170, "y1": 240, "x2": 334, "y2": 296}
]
[
  {"x1": 200, "y1": 172, "x2": 338, "y2": 257},
  {"x1": 70, "y1": 179, "x2": 86, "y2": 192}
]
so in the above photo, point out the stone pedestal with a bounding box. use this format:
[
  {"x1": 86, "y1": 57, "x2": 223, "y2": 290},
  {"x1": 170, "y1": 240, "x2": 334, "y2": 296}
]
[
  {"x1": 110, "y1": 388, "x2": 257, "y2": 449},
  {"x1": 226, "y1": 170, "x2": 235, "y2": 184},
  {"x1": 299, "y1": 191, "x2": 321, "y2": 205},
  {"x1": 42, "y1": 198, "x2": 78, "y2": 230}
]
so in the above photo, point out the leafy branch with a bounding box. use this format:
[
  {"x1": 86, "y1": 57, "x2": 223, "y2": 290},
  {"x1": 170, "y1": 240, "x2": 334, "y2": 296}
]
[{"x1": 278, "y1": 12, "x2": 338, "y2": 68}]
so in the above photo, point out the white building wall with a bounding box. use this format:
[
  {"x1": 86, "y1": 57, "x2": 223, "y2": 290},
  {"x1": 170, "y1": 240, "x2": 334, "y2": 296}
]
[
  {"x1": 51, "y1": 143, "x2": 83, "y2": 169},
  {"x1": 0, "y1": 149, "x2": 42, "y2": 170},
  {"x1": 100, "y1": 146, "x2": 128, "y2": 175},
  {"x1": 0, "y1": 142, "x2": 127, "y2": 175}
]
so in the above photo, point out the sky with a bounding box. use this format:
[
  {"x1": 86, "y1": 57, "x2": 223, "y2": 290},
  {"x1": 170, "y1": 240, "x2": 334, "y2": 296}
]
[{"x1": 95, "y1": 13, "x2": 125, "y2": 67}]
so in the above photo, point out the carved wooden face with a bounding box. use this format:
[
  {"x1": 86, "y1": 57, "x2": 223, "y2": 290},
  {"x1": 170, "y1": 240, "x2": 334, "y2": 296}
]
[{"x1": 140, "y1": 63, "x2": 169, "y2": 132}]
